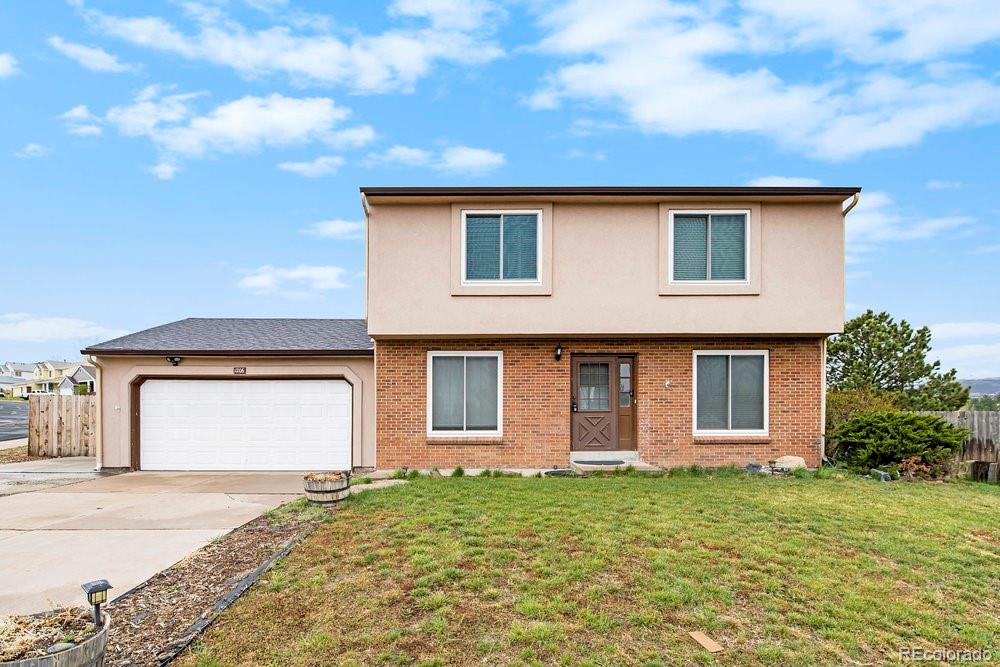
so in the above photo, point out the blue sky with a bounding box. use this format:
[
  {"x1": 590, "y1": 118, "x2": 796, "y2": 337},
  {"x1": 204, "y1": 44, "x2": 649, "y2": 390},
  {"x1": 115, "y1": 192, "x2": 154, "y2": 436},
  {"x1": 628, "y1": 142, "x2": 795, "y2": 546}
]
[{"x1": 1, "y1": 0, "x2": 998, "y2": 377}]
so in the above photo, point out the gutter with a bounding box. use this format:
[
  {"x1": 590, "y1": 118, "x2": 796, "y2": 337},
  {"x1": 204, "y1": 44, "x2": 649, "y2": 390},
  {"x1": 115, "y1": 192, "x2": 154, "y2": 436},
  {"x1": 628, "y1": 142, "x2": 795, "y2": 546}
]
[{"x1": 85, "y1": 354, "x2": 103, "y2": 471}]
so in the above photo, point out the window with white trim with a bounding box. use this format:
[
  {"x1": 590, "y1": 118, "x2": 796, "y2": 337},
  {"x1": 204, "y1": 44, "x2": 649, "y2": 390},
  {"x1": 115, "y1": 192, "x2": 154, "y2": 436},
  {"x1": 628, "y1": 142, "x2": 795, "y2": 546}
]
[
  {"x1": 693, "y1": 351, "x2": 768, "y2": 434},
  {"x1": 672, "y1": 212, "x2": 748, "y2": 282},
  {"x1": 463, "y1": 211, "x2": 540, "y2": 282},
  {"x1": 428, "y1": 352, "x2": 502, "y2": 435}
]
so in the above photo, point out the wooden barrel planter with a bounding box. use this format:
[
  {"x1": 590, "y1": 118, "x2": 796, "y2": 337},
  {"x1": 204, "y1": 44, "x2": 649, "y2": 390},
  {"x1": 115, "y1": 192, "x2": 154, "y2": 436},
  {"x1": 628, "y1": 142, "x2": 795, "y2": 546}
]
[
  {"x1": 1, "y1": 614, "x2": 110, "y2": 667},
  {"x1": 303, "y1": 472, "x2": 351, "y2": 504}
]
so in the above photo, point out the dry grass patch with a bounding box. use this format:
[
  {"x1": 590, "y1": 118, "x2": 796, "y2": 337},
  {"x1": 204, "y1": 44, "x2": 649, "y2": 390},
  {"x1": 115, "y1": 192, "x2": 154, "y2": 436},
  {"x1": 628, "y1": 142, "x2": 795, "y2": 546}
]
[{"x1": 179, "y1": 474, "x2": 1000, "y2": 666}]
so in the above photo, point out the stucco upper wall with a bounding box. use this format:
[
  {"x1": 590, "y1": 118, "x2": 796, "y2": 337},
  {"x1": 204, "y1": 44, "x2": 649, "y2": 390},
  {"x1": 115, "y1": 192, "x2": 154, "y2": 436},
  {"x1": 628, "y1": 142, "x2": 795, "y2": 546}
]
[{"x1": 366, "y1": 199, "x2": 845, "y2": 336}]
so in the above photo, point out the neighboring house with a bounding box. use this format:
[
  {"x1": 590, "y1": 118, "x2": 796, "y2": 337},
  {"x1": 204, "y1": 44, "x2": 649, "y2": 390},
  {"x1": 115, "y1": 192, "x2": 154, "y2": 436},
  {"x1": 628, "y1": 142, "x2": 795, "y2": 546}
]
[
  {"x1": 58, "y1": 365, "x2": 97, "y2": 395},
  {"x1": 0, "y1": 375, "x2": 21, "y2": 397},
  {"x1": 14, "y1": 361, "x2": 79, "y2": 395},
  {"x1": 84, "y1": 185, "x2": 857, "y2": 472},
  {"x1": 2, "y1": 362, "x2": 35, "y2": 378}
]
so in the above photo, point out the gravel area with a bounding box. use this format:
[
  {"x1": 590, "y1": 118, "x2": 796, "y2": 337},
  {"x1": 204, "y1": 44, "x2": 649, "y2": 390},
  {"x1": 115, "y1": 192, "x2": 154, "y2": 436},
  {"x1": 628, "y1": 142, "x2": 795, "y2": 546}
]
[{"x1": 103, "y1": 500, "x2": 327, "y2": 666}]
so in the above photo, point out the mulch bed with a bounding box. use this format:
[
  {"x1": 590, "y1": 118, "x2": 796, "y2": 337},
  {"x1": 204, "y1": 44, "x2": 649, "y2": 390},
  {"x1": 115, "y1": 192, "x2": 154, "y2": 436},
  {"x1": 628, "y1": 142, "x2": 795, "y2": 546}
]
[
  {"x1": 0, "y1": 445, "x2": 44, "y2": 465},
  {"x1": 103, "y1": 507, "x2": 324, "y2": 666}
]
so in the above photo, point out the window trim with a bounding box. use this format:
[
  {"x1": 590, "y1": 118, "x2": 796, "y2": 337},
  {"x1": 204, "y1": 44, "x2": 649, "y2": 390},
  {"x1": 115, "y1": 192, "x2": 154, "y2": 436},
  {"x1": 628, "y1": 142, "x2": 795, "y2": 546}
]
[
  {"x1": 460, "y1": 209, "x2": 543, "y2": 286},
  {"x1": 668, "y1": 209, "x2": 751, "y2": 285},
  {"x1": 692, "y1": 349, "x2": 769, "y2": 436},
  {"x1": 426, "y1": 351, "x2": 504, "y2": 437}
]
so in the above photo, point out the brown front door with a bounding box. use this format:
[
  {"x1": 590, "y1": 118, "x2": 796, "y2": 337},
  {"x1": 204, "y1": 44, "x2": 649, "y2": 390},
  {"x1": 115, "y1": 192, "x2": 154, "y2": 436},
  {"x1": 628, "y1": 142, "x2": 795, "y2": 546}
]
[{"x1": 571, "y1": 355, "x2": 637, "y2": 451}]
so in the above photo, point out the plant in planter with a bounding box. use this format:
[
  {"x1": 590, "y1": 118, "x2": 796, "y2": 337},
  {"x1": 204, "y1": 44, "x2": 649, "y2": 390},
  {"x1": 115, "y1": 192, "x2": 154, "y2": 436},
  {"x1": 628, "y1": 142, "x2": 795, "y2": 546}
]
[
  {"x1": 0, "y1": 608, "x2": 110, "y2": 666},
  {"x1": 303, "y1": 471, "x2": 351, "y2": 504}
]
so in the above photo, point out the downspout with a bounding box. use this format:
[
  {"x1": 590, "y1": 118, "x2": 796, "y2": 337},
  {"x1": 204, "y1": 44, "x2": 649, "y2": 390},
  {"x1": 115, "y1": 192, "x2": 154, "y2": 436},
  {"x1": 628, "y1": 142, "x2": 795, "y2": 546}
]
[
  {"x1": 820, "y1": 338, "x2": 827, "y2": 462},
  {"x1": 842, "y1": 192, "x2": 860, "y2": 216},
  {"x1": 86, "y1": 354, "x2": 103, "y2": 471}
]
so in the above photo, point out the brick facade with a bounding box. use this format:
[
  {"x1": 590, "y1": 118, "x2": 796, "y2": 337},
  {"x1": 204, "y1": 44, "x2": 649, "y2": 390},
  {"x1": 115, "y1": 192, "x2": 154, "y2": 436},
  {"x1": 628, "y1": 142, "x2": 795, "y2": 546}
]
[{"x1": 375, "y1": 338, "x2": 825, "y2": 469}]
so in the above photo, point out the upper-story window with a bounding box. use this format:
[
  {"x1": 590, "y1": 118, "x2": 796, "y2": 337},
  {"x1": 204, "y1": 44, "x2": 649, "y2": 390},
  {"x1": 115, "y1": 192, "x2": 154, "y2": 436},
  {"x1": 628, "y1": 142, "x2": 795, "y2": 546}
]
[
  {"x1": 670, "y1": 211, "x2": 748, "y2": 282},
  {"x1": 463, "y1": 210, "x2": 541, "y2": 283}
]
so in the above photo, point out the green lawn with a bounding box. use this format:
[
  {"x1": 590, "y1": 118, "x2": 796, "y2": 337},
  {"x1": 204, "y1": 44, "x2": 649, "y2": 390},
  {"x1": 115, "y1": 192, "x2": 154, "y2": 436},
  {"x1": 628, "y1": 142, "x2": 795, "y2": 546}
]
[{"x1": 182, "y1": 472, "x2": 1000, "y2": 666}]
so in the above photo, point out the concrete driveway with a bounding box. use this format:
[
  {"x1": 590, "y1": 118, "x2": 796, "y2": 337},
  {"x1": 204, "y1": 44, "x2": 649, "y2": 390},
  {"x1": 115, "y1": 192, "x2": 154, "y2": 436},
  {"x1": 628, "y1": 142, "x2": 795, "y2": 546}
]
[{"x1": 0, "y1": 465, "x2": 301, "y2": 615}]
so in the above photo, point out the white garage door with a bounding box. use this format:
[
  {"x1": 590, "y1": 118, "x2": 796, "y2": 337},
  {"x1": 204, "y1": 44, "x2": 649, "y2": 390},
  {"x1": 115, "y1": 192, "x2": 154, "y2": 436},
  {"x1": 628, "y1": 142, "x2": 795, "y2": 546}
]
[{"x1": 140, "y1": 379, "x2": 352, "y2": 471}]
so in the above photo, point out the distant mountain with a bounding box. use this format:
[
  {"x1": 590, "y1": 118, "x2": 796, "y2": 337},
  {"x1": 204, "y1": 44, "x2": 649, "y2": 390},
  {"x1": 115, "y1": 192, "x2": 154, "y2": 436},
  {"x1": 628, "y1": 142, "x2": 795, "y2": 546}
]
[{"x1": 961, "y1": 378, "x2": 1000, "y2": 396}]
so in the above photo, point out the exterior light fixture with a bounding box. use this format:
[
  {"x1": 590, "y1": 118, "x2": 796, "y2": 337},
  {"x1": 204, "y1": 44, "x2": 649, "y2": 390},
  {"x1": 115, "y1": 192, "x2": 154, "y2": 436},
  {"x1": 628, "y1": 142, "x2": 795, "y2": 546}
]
[
  {"x1": 81, "y1": 579, "x2": 112, "y2": 626},
  {"x1": 554, "y1": 345, "x2": 563, "y2": 361},
  {"x1": 166, "y1": 356, "x2": 182, "y2": 366}
]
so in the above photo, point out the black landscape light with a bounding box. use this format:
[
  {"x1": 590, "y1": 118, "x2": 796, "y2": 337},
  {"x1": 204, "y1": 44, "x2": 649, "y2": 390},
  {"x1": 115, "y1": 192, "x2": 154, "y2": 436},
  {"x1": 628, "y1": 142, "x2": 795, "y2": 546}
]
[{"x1": 81, "y1": 579, "x2": 112, "y2": 625}]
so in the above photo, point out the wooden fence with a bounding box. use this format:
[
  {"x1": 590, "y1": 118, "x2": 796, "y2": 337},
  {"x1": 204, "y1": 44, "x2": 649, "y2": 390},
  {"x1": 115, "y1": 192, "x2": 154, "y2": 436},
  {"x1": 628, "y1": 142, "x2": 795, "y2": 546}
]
[
  {"x1": 27, "y1": 394, "x2": 96, "y2": 457},
  {"x1": 920, "y1": 411, "x2": 999, "y2": 462}
]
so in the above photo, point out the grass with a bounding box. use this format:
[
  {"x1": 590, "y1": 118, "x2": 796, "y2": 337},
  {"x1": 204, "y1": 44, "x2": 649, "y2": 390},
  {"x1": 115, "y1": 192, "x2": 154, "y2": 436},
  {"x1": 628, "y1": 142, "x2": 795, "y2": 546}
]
[{"x1": 180, "y1": 474, "x2": 1000, "y2": 666}]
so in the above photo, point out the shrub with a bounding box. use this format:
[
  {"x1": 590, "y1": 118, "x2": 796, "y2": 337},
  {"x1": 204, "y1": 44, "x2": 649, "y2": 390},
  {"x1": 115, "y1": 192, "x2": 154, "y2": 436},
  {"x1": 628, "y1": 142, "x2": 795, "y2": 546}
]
[
  {"x1": 451, "y1": 466, "x2": 465, "y2": 477},
  {"x1": 825, "y1": 388, "x2": 898, "y2": 433},
  {"x1": 827, "y1": 412, "x2": 966, "y2": 476}
]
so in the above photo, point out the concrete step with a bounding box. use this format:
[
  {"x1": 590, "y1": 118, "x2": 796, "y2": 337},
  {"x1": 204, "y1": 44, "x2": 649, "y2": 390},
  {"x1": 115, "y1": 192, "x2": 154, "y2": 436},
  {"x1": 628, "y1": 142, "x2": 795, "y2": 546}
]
[
  {"x1": 570, "y1": 450, "x2": 641, "y2": 463},
  {"x1": 570, "y1": 460, "x2": 662, "y2": 474}
]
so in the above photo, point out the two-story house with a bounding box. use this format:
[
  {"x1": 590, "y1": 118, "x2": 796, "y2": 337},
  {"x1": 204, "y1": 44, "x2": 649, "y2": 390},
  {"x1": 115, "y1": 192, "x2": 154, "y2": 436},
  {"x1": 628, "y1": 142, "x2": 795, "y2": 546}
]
[{"x1": 83, "y1": 185, "x2": 858, "y2": 471}]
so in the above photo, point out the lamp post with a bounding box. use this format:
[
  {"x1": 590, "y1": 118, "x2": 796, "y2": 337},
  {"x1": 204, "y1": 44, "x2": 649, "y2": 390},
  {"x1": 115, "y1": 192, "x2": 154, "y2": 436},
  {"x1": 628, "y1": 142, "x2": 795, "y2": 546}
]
[{"x1": 81, "y1": 579, "x2": 112, "y2": 626}]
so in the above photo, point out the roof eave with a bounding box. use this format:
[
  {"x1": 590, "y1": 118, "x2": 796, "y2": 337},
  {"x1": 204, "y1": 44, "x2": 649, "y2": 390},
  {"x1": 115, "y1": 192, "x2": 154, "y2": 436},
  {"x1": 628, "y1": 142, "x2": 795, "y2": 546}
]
[
  {"x1": 359, "y1": 185, "x2": 862, "y2": 198},
  {"x1": 81, "y1": 348, "x2": 375, "y2": 357}
]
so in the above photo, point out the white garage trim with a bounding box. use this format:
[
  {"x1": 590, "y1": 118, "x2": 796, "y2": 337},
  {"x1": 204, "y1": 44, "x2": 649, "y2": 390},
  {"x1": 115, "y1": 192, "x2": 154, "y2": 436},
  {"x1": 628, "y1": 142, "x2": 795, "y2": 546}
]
[{"x1": 131, "y1": 376, "x2": 354, "y2": 471}]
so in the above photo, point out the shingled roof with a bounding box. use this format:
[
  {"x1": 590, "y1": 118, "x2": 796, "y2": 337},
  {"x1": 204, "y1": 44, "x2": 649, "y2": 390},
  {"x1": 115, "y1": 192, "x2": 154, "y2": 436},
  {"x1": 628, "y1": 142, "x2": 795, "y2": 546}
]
[{"x1": 82, "y1": 318, "x2": 372, "y2": 356}]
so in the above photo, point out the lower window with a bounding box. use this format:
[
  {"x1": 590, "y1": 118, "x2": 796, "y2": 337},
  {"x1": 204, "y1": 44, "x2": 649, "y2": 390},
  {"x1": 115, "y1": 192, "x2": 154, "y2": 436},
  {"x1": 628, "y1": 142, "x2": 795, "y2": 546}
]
[
  {"x1": 693, "y1": 350, "x2": 768, "y2": 434},
  {"x1": 427, "y1": 352, "x2": 502, "y2": 435}
]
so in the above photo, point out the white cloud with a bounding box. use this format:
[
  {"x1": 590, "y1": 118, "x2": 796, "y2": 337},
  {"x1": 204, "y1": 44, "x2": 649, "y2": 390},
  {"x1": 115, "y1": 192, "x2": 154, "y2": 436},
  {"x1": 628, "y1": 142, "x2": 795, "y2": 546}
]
[
  {"x1": 567, "y1": 148, "x2": 606, "y2": 161},
  {"x1": 238, "y1": 264, "x2": 348, "y2": 297},
  {"x1": 80, "y1": 1, "x2": 503, "y2": 93},
  {"x1": 60, "y1": 104, "x2": 103, "y2": 136},
  {"x1": 327, "y1": 125, "x2": 376, "y2": 148},
  {"x1": 303, "y1": 219, "x2": 365, "y2": 239},
  {"x1": 746, "y1": 176, "x2": 822, "y2": 187},
  {"x1": 0, "y1": 53, "x2": 17, "y2": 78},
  {"x1": 371, "y1": 144, "x2": 433, "y2": 166},
  {"x1": 103, "y1": 86, "x2": 363, "y2": 177},
  {"x1": 934, "y1": 341, "x2": 1000, "y2": 378},
  {"x1": 0, "y1": 313, "x2": 125, "y2": 343},
  {"x1": 931, "y1": 322, "x2": 1000, "y2": 339},
  {"x1": 926, "y1": 179, "x2": 963, "y2": 190},
  {"x1": 278, "y1": 155, "x2": 344, "y2": 177},
  {"x1": 14, "y1": 143, "x2": 50, "y2": 159},
  {"x1": 528, "y1": 0, "x2": 1000, "y2": 160},
  {"x1": 438, "y1": 146, "x2": 506, "y2": 173},
  {"x1": 48, "y1": 35, "x2": 131, "y2": 72},
  {"x1": 846, "y1": 191, "x2": 974, "y2": 245},
  {"x1": 369, "y1": 144, "x2": 505, "y2": 173},
  {"x1": 150, "y1": 161, "x2": 180, "y2": 180}
]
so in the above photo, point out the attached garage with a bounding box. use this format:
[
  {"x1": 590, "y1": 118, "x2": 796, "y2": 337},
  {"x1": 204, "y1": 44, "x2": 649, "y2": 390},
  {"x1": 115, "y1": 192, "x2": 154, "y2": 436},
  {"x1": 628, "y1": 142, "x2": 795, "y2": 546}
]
[
  {"x1": 83, "y1": 318, "x2": 376, "y2": 471},
  {"x1": 138, "y1": 379, "x2": 353, "y2": 471}
]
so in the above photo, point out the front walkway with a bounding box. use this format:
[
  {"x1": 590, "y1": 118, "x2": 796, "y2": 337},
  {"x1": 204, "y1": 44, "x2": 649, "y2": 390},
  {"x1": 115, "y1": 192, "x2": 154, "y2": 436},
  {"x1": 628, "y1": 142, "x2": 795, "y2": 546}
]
[{"x1": 0, "y1": 471, "x2": 302, "y2": 615}]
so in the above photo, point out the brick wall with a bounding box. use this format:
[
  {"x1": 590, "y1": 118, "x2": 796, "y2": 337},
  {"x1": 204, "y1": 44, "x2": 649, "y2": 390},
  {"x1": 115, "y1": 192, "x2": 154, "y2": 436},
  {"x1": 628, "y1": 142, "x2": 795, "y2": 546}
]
[{"x1": 375, "y1": 338, "x2": 825, "y2": 469}]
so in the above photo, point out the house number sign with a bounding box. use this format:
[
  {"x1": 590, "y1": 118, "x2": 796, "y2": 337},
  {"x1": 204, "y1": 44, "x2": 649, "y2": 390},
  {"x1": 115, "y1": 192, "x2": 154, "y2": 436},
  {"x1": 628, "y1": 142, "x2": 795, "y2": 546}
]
[{"x1": 233, "y1": 367, "x2": 247, "y2": 375}]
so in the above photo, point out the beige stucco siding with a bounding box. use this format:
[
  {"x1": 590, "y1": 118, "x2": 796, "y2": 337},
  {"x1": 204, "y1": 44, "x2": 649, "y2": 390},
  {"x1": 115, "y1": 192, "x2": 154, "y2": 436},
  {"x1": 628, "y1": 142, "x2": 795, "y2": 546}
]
[
  {"x1": 93, "y1": 355, "x2": 375, "y2": 469},
  {"x1": 367, "y1": 200, "x2": 845, "y2": 336}
]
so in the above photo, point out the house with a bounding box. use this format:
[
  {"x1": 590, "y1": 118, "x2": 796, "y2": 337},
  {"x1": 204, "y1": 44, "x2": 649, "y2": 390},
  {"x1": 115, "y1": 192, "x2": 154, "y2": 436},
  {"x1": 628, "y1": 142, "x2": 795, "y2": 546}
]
[
  {"x1": 57, "y1": 365, "x2": 97, "y2": 395},
  {"x1": 83, "y1": 185, "x2": 858, "y2": 471},
  {"x1": 0, "y1": 376, "x2": 22, "y2": 397},
  {"x1": 13, "y1": 361, "x2": 78, "y2": 396},
  {"x1": 2, "y1": 362, "x2": 35, "y2": 378}
]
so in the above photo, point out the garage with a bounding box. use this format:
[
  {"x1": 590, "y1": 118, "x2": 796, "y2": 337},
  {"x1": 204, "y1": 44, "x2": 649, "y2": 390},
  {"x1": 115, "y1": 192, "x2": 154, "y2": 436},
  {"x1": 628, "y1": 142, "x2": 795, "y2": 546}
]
[
  {"x1": 139, "y1": 379, "x2": 352, "y2": 471},
  {"x1": 82, "y1": 318, "x2": 377, "y2": 471}
]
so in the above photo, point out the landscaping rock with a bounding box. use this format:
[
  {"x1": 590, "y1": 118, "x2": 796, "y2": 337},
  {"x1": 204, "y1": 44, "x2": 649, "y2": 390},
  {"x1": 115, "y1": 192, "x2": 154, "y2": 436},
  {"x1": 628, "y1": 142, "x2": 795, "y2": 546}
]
[
  {"x1": 774, "y1": 455, "x2": 807, "y2": 470},
  {"x1": 744, "y1": 463, "x2": 763, "y2": 474},
  {"x1": 870, "y1": 469, "x2": 892, "y2": 482}
]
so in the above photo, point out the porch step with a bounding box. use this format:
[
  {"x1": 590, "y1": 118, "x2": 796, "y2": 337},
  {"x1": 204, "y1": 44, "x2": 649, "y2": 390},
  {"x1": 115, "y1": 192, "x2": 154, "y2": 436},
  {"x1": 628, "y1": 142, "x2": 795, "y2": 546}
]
[
  {"x1": 570, "y1": 450, "x2": 641, "y2": 463},
  {"x1": 570, "y1": 459, "x2": 662, "y2": 474}
]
